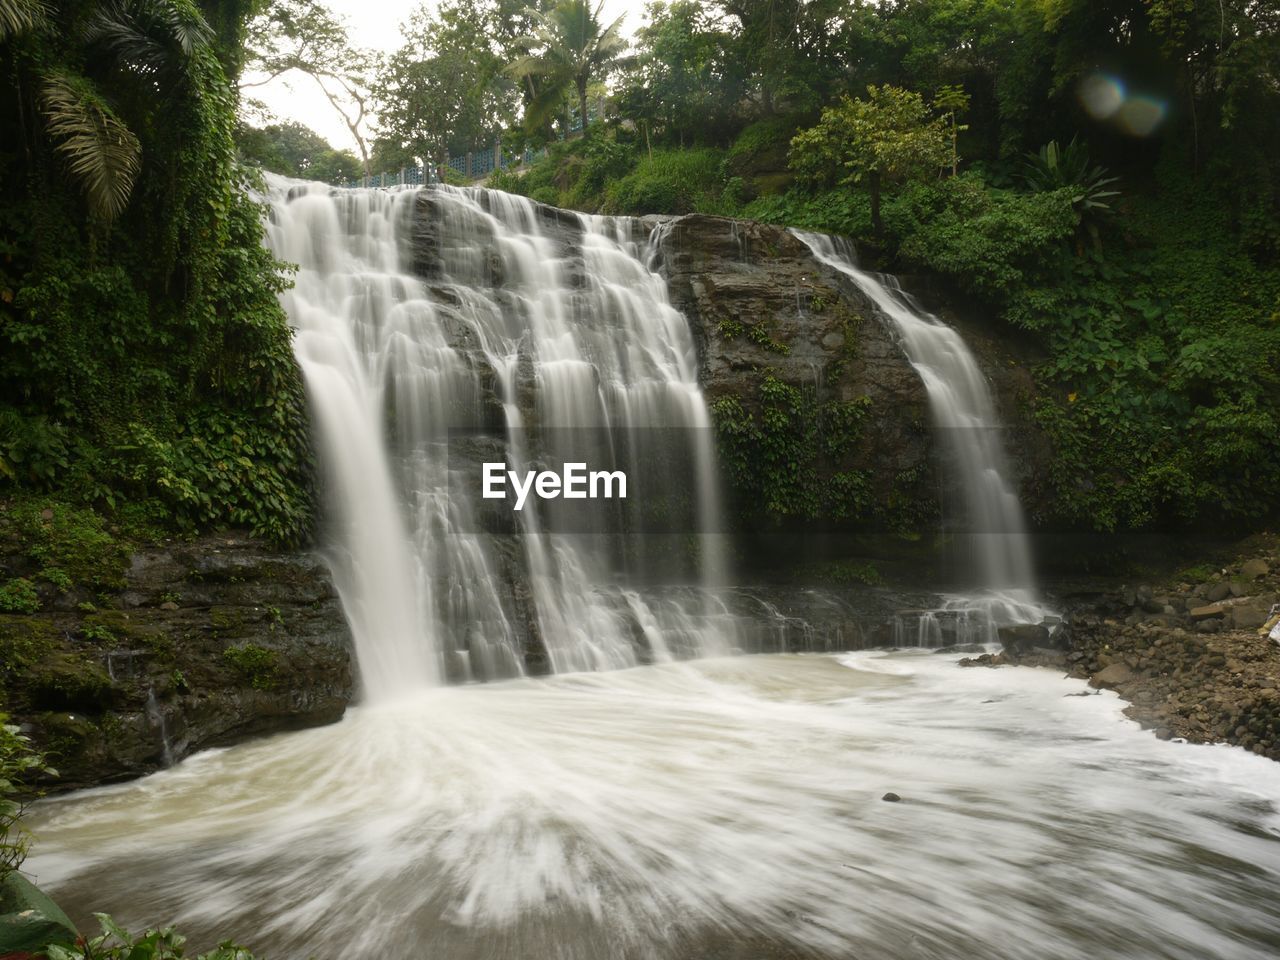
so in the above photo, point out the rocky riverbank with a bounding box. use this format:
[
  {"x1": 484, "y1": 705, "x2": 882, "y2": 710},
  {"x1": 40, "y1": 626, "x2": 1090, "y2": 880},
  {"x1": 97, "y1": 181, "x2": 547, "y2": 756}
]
[
  {"x1": 969, "y1": 533, "x2": 1280, "y2": 760},
  {"x1": 0, "y1": 508, "x2": 352, "y2": 792}
]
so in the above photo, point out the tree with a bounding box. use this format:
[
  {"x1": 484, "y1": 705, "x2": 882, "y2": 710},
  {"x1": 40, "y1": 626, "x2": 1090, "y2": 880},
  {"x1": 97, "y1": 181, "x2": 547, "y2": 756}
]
[
  {"x1": 507, "y1": 0, "x2": 628, "y2": 134},
  {"x1": 3, "y1": 0, "x2": 214, "y2": 223},
  {"x1": 615, "y1": 1, "x2": 739, "y2": 148},
  {"x1": 241, "y1": 0, "x2": 375, "y2": 176},
  {"x1": 375, "y1": 0, "x2": 517, "y2": 175},
  {"x1": 933, "y1": 83, "x2": 969, "y2": 176},
  {"x1": 235, "y1": 120, "x2": 361, "y2": 182},
  {"x1": 789, "y1": 84, "x2": 950, "y2": 236}
]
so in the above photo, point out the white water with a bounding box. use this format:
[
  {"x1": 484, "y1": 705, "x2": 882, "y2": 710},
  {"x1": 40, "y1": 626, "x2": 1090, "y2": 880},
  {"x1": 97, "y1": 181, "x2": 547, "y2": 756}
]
[
  {"x1": 265, "y1": 178, "x2": 731, "y2": 693},
  {"x1": 794, "y1": 231, "x2": 1045, "y2": 627},
  {"x1": 27, "y1": 654, "x2": 1280, "y2": 959},
  {"x1": 23, "y1": 194, "x2": 1280, "y2": 958}
]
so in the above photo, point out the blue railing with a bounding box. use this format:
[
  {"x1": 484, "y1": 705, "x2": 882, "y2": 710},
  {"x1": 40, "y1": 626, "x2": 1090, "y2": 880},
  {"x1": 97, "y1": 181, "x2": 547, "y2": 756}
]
[{"x1": 336, "y1": 143, "x2": 547, "y2": 189}]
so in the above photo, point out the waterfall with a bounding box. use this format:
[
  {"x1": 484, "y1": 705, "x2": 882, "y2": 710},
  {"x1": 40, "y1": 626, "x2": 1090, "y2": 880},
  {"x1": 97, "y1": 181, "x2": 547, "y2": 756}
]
[
  {"x1": 793, "y1": 231, "x2": 1046, "y2": 625},
  {"x1": 263, "y1": 176, "x2": 732, "y2": 697}
]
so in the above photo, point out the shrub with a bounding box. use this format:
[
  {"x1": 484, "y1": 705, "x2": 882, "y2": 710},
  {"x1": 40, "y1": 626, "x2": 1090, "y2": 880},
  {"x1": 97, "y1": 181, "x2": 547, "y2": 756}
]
[
  {"x1": 722, "y1": 116, "x2": 805, "y2": 179},
  {"x1": 0, "y1": 578, "x2": 40, "y2": 614},
  {"x1": 46, "y1": 914, "x2": 255, "y2": 960},
  {"x1": 1, "y1": 714, "x2": 55, "y2": 877},
  {"x1": 601, "y1": 149, "x2": 726, "y2": 215}
]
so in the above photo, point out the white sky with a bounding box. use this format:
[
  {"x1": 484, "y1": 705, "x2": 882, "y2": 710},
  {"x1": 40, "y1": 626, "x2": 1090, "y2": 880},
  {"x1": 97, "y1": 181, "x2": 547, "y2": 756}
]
[{"x1": 247, "y1": 0, "x2": 645, "y2": 154}]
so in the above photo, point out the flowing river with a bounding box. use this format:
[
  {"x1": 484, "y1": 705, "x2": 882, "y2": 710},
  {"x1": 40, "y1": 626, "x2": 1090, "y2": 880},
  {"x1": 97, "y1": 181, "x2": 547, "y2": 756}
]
[{"x1": 26, "y1": 653, "x2": 1280, "y2": 959}]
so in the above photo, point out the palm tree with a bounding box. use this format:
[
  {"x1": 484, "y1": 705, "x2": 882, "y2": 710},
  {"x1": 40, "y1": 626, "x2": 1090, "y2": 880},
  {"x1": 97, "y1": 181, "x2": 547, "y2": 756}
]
[
  {"x1": 0, "y1": 0, "x2": 47, "y2": 39},
  {"x1": 4, "y1": 0, "x2": 211, "y2": 222},
  {"x1": 507, "y1": 0, "x2": 627, "y2": 135}
]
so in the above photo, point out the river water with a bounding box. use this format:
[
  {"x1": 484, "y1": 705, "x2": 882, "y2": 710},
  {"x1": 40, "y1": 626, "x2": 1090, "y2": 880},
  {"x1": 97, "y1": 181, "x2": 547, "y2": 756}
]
[{"x1": 27, "y1": 652, "x2": 1280, "y2": 959}]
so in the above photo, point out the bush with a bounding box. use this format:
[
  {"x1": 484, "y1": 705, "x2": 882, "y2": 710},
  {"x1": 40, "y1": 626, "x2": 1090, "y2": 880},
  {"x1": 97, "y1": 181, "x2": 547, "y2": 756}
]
[
  {"x1": 46, "y1": 914, "x2": 256, "y2": 960},
  {"x1": 881, "y1": 173, "x2": 1079, "y2": 301},
  {"x1": 0, "y1": 578, "x2": 40, "y2": 614},
  {"x1": 742, "y1": 189, "x2": 873, "y2": 238},
  {"x1": 1, "y1": 714, "x2": 54, "y2": 877},
  {"x1": 722, "y1": 116, "x2": 805, "y2": 179},
  {"x1": 601, "y1": 149, "x2": 727, "y2": 215}
]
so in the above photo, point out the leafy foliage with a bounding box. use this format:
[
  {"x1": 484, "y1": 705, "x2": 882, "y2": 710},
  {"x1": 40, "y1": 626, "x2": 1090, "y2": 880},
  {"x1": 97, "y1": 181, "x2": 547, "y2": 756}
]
[
  {"x1": 39, "y1": 74, "x2": 142, "y2": 223},
  {"x1": 507, "y1": 0, "x2": 628, "y2": 134},
  {"x1": 711, "y1": 378, "x2": 873, "y2": 524},
  {"x1": 1, "y1": 1, "x2": 314, "y2": 545},
  {"x1": 45, "y1": 914, "x2": 256, "y2": 960},
  {"x1": 789, "y1": 85, "x2": 950, "y2": 192},
  {"x1": 235, "y1": 120, "x2": 361, "y2": 182},
  {"x1": 789, "y1": 85, "x2": 950, "y2": 233},
  {"x1": 375, "y1": 0, "x2": 520, "y2": 168},
  {"x1": 1, "y1": 713, "x2": 55, "y2": 877}
]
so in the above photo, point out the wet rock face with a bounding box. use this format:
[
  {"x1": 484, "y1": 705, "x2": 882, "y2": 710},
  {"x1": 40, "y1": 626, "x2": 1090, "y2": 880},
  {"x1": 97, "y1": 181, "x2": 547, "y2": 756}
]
[
  {"x1": 1, "y1": 534, "x2": 352, "y2": 792},
  {"x1": 651, "y1": 214, "x2": 1052, "y2": 540},
  {"x1": 654, "y1": 215, "x2": 934, "y2": 510}
]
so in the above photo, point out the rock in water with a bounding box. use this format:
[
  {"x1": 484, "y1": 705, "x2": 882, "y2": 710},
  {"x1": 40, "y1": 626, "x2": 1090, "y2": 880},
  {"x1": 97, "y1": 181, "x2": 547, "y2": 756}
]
[
  {"x1": 882, "y1": 792, "x2": 902, "y2": 802},
  {"x1": 1091, "y1": 663, "x2": 1134, "y2": 689}
]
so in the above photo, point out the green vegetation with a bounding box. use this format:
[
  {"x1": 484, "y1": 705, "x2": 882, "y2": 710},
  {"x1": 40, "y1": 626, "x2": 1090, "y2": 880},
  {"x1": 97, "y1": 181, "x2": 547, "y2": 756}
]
[
  {"x1": 507, "y1": 0, "x2": 627, "y2": 135},
  {"x1": 1, "y1": 0, "x2": 314, "y2": 547},
  {"x1": 45, "y1": 915, "x2": 256, "y2": 960},
  {"x1": 222, "y1": 643, "x2": 278, "y2": 689},
  {"x1": 0, "y1": 579, "x2": 39, "y2": 615},
  {"x1": 789, "y1": 85, "x2": 951, "y2": 235},
  {"x1": 712, "y1": 379, "x2": 873, "y2": 525},
  {"x1": 444, "y1": 0, "x2": 1280, "y2": 536},
  {"x1": 1, "y1": 714, "x2": 54, "y2": 877},
  {"x1": 235, "y1": 120, "x2": 362, "y2": 182}
]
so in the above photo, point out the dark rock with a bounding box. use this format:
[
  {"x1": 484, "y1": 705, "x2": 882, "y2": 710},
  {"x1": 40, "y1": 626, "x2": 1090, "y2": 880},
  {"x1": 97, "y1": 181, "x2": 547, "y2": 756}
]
[
  {"x1": 2, "y1": 534, "x2": 353, "y2": 793},
  {"x1": 998, "y1": 623, "x2": 1051, "y2": 654},
  {"x1": 1240, "y1": 559, "x2": 1270, "y2": 580},
  {"x1": 1231, "y1": 604, "x2": 1270, "y2": 630},
  {"x1": 881, "y1": 792, "x2": 902, "y2": 802},
  {"x1": 1206, "y1": 581, "x2": 1232, "y2": 603}
]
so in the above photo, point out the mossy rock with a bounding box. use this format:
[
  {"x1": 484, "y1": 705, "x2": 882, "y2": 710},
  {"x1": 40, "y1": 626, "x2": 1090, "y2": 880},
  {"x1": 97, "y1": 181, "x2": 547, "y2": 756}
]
[{"x1": 26, "y1": 652, "x2": 115, "y2": 712}]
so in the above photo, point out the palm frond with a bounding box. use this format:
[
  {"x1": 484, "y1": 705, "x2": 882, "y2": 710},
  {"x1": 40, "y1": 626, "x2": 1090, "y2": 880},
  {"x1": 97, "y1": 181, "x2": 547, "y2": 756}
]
[
  {"x1": 0, "y1": 0, "x2": 47, "y2": 40},
  {"x1": 40, "y1": 74, "x2": 142, "y2": 222},
  {"x1": 83, "y1": 0, "x2": 212, "y2": 80}
]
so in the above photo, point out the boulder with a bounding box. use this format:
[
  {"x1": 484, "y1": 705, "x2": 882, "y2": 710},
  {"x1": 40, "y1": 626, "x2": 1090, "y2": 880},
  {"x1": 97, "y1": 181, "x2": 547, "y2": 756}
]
[
  {"x1": 1240, "y1": 559, "x2": 1270, "y2": 580},
  {"x1": 998, "y1": 623, "x2": 1051, "y2": 654},
  {"x1": 1206, "y1": 581, "x2": 1232, "y2": 603},
  {"x1": 1092, "y1": 663, "x2": 1134, "y2": 688},
  {"x1": 1189, "y1": 603, "x2": 1227, "y2": 620},
  {"x1": 1231, "y1": 604, "x2": 1270, "y2": 630},
  {"x1": 1, "y1": 533, "x2": 354, "y2": 793}
]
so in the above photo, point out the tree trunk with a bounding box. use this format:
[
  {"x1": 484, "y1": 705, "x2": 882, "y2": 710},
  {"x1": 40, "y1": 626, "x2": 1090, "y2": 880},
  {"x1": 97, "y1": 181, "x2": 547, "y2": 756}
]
[
  {"x1": 577, "y1": 76, "x2": 589, "y2": 133},
  {"x1": 870, "y1": 171, "x2": 883, "y2": 238}
]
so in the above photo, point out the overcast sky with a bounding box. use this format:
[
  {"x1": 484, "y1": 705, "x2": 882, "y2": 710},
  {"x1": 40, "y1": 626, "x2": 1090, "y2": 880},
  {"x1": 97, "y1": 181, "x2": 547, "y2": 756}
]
[{"x1": 247, "y1": 0, "x2": 643, "y2": 155}]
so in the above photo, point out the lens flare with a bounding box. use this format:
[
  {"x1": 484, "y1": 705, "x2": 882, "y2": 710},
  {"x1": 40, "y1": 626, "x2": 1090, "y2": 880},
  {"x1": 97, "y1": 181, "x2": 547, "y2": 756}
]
[
  {"x1": 1117, "y1": 95, "x2": 1167, "y2": 137},
  {"x1": 1079, "y1": 73, "x2": 1124, "y2": 120}
]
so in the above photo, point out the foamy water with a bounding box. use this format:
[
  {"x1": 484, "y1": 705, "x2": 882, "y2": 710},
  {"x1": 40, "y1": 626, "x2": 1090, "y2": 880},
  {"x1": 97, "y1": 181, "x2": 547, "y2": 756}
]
[{"x1": 26, "y1": 654, "x2": 1280, "y2": 959}]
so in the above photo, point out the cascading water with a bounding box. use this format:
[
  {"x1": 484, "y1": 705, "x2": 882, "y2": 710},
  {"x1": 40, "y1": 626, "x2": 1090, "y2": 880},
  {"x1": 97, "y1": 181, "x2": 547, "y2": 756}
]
[
  {"x1": 793, "y1": 230, "x2": 1048, "y2": 628},
  {"x1": 264, "y1": 177, "x2": 732, "y2": 693},
  {"x1": 24, "y1": 190, "x2": 1280, "y2": 960}
]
